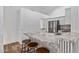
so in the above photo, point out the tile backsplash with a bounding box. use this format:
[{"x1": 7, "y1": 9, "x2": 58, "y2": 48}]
[{"x1": 60, "y1": 24, "x2": 71, "y2": 32}]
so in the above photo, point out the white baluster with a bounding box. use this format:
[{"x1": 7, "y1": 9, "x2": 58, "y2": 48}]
[
  {"x1": 60, "y1": 39, "x2": 64, "y2": 53},
  {"x1": 69, "y1": 41, "x2": 72, "y2": 53},
  {"x1": 64, "y1": 41, "x2": 66, "y2": 53},
  {"x1": 66, "y1": 41, "x2": 68, "y2": 53},
  {"x1": 57, "y1": 39, "x2": 60, "y2": 53},
  {"x1": 68, "y1": 41, "x2": 70, "y2": 53},
  {"x1": 62, "y1": 39, "x2": 64, "y2": 53}
]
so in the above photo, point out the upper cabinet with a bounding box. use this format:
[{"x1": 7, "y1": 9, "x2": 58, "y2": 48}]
[{"x1": 65, "y1": 8, "x2": 71, "y2": 24}]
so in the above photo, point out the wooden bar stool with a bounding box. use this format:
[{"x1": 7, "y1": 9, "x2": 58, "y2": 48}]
[
  {"x1": 36, "y1": 47, "x2": 49, "y2": 53},
  {"x1": 27, "y1": 42, "x2": 38, "y2": 53},
  {"x1": 21, "y1": 39, "x2": 31, "y2": 53}
]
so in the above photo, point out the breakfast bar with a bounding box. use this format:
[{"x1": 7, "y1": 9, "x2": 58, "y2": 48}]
[{"x1": 24, "y1": 32, "x2": 79, "y2": 53}]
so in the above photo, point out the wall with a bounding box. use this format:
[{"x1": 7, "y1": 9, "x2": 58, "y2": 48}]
[
  {"x1": 0, "y1": 6, "x2": 3, "y2": 52},
  {"x1": 19, "y1": 8, "x2": 49, "y2": 41},
  {"x1": 3, "y1": 7, "x2": 21, "y2": 44},
  {"x1": 50, "y1": 6, "x2": 71, "y2": 18}
]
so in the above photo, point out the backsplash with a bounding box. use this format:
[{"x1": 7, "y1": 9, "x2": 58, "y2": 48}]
[{"x1": 60, "y1": 24, "x2": 71, "y2": 32}]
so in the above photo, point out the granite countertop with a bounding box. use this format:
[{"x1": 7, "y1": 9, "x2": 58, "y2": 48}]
[
  {"x1": 60, "y1": 32, "x2": 79, "y2": 41},
  {"x1": 24, "y1": 32, "x2": 79, "y2": 42},
  {"x1": 24, "y1": 32, "x2": 79, "y2": 53}
]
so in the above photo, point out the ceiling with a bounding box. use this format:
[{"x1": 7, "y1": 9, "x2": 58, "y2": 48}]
[
  {"x1": 24, "y1": 6, "x2": 60, "y2": 15},
  {"x1": 5, "y1": 6, "x2": 61, "y2": 15}
]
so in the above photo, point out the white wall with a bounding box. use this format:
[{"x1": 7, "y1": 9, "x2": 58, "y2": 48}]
[
  {"x1": 20, "y1": 8, "x2": 49, "y2": 33},
  {"x1": 50, "y1": 6, "x2": 71, "y2": 18},
  {"x1": 0, "y1": 6, "x2": 3, "y2": 52},
  {"x1": 19, "y1": 8, "x2": 49, "y2": 40},
  {"x1": 3, "y1": 7, "x2": 21, "y2": 44}
]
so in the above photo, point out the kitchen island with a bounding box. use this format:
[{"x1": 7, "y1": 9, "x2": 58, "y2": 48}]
[{"x1": 24, "y1": 32, "x2": 79, "y2": 53}]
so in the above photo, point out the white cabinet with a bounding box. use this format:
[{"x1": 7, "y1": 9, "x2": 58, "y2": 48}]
[
  {"x1": 71, "y1": 7, "x2": 79, "y2": 33},
  {"x1": 65, "y1": 8, "x2": 71, "y2": 24},
  {"x1": 65, "y1": 7, "x2": 79, "y2": 33}
]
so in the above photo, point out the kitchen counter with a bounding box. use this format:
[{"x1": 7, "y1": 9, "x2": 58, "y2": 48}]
[
  {"x1": 24, "y1": 32, "x2": 79, "y2": 53},
  {"x1": 24, "y1": 32, "x2": 79, "y2": 41}
]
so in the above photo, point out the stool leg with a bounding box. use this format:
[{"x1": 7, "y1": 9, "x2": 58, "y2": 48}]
[
  {"x1": 26, "y1": 48, "x2": 30, "y2": 52},
  {"x1": 21, "y1": 44, "x2": 27, "y2": 53},
  {"x1": 26, "y1": 48, "x2": 36, "y2": 53}
]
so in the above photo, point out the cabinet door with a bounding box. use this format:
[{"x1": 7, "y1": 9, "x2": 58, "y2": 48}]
[
  {"x1": 65, "y1": 8, "x2": 71, "y2": 24},
  {"x1": 71, "y1": 7, "x2": 79, "y2": 32}
]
